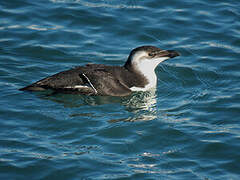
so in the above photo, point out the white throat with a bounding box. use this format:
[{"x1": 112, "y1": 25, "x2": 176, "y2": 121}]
[{"x1": 130, "y1": 52, "x2": 170, "y2": 91}]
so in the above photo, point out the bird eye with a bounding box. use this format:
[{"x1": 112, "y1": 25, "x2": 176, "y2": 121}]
[{"x1": 148, "y1": 53, "x2": 154, "y2": 56}]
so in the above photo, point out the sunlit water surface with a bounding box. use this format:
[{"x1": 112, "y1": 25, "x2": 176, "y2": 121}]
[{"x1": 1, "y1": 0, "x2": 240, "y2": 179}]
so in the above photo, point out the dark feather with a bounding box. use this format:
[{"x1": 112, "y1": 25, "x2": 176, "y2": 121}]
[{"x1": 19, "y1": 64, "x2": 144, "y2": 96}]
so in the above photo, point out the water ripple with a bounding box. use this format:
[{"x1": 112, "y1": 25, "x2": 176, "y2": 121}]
[
  {"x1": 1, "y1": 0, "x2": 240, "y2": 179},
  {"x1": 49, "y1": 0, "x2": 145, "y2": 9}
]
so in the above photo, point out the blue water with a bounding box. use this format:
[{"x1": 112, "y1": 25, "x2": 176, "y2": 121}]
[{"x1": 1, "y1": 0, "x2": 240, "y2": 179}]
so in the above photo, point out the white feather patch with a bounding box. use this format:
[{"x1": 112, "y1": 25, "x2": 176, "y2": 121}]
[
  {"x1": 64, "y1": 74, "x2": 98, "y2": 94},
  {"x1": 130, "y1": 51, "x2": 170, "y2": 91}
]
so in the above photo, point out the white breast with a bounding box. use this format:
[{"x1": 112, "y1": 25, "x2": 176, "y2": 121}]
[
  {"x1": 128, "y1": 51, "x2": 170, "y2": 92},
  {"x1": 130, "y1": 57, "x2": 167, "y2": 92},
  {"x1": 130, "y1": 72, "x2": 157, "y2": 92}
]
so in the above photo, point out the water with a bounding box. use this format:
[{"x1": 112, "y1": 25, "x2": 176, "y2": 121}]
[{"x1": 1, "y1": 0, "x2": 240, "y2": 179}]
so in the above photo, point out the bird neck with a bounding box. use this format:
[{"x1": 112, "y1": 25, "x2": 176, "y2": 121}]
[{"x1": 123, "y1": 61, "x2": 157, "y2": 90}]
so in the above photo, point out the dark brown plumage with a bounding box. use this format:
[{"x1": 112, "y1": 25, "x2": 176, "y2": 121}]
[{"x1": 20, "y1": 46, "x2": 179, "y2": 96}]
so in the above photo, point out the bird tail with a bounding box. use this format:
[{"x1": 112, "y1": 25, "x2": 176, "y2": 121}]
[{"x1": 19, "y1": 84, "x2": 46, "y2": 91}]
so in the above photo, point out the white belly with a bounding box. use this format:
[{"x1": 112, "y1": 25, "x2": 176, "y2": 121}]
[{"x1": 130, "y1": 73, "x2": 157, "y2": 92}]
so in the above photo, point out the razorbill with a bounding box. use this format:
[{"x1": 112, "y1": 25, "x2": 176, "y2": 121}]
[{"x1": 19, "y1": 46, "x2": 180, "y2": 96}]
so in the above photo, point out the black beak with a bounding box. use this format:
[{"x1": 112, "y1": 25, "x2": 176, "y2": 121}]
[
  {"x1": 157, "y1": 50, "x2": 180, "y2": 58},
  {"x1": 166, "y1": 50, "x2": 180, "y2": 58}
]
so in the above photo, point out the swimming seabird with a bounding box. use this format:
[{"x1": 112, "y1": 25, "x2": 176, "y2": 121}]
[{"x1": 20, "y1": 46, "x2": 180, "y2": 96}]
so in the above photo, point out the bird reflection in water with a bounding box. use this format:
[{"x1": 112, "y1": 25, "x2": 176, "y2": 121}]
[{"x1": 36, "y1": 89, "x2": 158, "y2": 122}]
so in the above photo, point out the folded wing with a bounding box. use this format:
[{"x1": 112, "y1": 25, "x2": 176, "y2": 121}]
[{"x1": 20, "y1": 64, "x2": 132, "y2": 96}]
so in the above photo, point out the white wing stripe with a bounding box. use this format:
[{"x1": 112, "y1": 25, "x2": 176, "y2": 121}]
[{"x1": 81, "y1": 73, "x2": 98, "y2": 94}]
